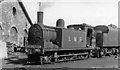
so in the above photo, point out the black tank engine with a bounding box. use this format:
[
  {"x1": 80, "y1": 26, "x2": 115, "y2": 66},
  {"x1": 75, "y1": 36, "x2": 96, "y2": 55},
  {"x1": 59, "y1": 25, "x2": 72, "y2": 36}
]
[{"x1": 16, "y1": 11, "x2": 120, "y2": 64}]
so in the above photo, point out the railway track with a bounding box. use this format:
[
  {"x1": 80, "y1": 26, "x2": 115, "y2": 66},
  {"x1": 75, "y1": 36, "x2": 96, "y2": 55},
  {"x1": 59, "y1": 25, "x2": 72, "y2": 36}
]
[
  {"x1": 4, "y1": 43, "x2": 119, "y2": 67},
  {"x1": 2, "y1": 52, "x2": 119, "y2": 70},
  {"x1": 3, "y1": 52, "x2": 118, "y2": 66}
]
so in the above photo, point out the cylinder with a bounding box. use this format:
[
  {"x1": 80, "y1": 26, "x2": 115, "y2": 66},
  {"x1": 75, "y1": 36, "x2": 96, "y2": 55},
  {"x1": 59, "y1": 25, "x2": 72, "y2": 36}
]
[{"x1": 37, "y1": 11, "x2": 43, "y2": 25}]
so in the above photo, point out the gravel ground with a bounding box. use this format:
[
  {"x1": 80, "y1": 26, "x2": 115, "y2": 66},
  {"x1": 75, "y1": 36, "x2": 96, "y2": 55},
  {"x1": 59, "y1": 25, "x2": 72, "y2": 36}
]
[{"x1": 1, "y1": 53, "x2": 119, "y2": 69}]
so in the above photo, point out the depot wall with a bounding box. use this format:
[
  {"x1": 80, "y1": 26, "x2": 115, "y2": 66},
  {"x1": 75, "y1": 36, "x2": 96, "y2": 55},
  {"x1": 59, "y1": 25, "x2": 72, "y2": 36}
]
[{"x1": 0, "y1": 0, "x2": 31, "y2": 46}]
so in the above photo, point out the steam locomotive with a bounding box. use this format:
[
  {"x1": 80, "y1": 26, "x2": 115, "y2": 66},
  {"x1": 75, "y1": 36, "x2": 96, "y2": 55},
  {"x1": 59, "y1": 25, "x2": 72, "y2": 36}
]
[{"x1": 15, "y1": 11, "x2": 120, "y2": 64}]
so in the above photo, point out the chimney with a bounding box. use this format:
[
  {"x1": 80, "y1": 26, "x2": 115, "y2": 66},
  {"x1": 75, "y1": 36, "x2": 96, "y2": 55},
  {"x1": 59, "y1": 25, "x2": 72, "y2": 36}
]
[
  {"x1": 37, "y1": 2, "x2": 44, "y2": 25},
  {"x1": 37, "y1": 11, "x2": 43, "y2": 25}
]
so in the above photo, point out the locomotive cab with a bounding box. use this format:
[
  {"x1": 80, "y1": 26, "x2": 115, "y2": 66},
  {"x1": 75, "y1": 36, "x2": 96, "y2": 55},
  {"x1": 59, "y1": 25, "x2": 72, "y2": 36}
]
[{"x1": 94, "y1": 25, "x2": 109, "y2": 46}]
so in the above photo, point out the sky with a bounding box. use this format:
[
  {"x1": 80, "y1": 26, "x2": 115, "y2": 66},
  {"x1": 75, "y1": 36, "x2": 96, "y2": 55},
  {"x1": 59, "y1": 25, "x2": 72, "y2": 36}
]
[{"x1": 21, "y1": 0, "x2": 119, "y2": 27}]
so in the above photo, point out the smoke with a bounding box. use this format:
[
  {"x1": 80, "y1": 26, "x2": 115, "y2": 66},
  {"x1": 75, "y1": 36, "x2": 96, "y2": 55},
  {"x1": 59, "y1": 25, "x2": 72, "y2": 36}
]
[
  {"x1": 38, "y1": 2, "x2": 55, "y2": 11},
  {"x1": 21, "y1": 0, "x2": 56, "y2": 11}
]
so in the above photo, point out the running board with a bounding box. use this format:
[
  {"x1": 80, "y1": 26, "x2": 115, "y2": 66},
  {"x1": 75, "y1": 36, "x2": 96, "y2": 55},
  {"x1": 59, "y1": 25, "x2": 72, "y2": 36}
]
[{"x1": 57, "y1": 52, "x2": 88, "y2": 57}]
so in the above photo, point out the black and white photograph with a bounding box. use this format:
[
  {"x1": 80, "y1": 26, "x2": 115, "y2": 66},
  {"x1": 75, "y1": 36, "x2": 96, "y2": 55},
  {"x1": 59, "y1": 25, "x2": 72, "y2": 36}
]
[{"x1": 0, "y1": 0, "x2": 119, "y2": 70}]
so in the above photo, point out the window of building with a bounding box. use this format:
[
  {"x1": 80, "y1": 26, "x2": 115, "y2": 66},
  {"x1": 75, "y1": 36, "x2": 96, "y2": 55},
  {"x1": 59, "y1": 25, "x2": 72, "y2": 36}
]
[{"x1": 12, "y1": 7, "x2": 17, "y2": 16}]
